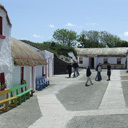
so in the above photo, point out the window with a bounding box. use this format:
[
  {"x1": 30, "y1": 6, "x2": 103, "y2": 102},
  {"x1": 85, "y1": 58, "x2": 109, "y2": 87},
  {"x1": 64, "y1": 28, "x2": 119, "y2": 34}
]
[
  {"x1": 104, "y1": 58, "x2": 108, "y2": 64},
  {"x1": 0, "y1": 16, "x2": 5, "y2": 39},
  {"x1": 117, "y1": 58, "x2": 121, "y2": 64},
  {"x1": 0, "y1": 72, "x2": 5, "y2": 85},
  {"x1": 0, "y1": 16, "x2": 2, "y2": 35},
  {"x1": 79, "y1": 57, "x2": 83, "y2": 64}
]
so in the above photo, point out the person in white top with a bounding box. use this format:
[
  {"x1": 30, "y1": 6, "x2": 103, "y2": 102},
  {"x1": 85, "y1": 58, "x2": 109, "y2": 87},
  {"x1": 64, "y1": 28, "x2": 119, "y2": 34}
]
[{"x1": 97, "y1": 63, "x2": 102, "y2": 81}]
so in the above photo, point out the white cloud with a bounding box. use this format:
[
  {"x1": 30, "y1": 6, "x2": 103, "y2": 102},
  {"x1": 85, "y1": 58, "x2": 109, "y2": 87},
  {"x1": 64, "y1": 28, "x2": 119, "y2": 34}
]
[
  {"x1": 33, "y1": 34, "x2": 43, "y2": 38},
  {"x1": 48, "y1": 24, "x2": 55, "y2": 28},
  {"x1": 85, "y1": 22, "x2": 97, "y2": 26},
  {"x1": 124, "y1": 32, "x2": 128, "y2": 37},
  {"x1": 66, "y1": 23, "x2": 76, "y2": 27}
]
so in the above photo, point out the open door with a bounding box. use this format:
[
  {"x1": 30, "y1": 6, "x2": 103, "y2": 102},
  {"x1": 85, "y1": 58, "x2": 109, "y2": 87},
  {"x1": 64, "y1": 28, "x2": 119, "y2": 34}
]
[{"x1": 89, "y1": 57, "x2": 94, "y2": 68}]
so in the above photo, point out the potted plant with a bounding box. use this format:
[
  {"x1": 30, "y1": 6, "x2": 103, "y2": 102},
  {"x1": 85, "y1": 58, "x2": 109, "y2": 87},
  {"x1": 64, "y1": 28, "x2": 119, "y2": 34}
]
[
  {"x1": 21, "y1": 80, "x2": 26, "y2": 84},
  {"x1": 0, "y1": 83, "x2": 7, "y2": 91}
]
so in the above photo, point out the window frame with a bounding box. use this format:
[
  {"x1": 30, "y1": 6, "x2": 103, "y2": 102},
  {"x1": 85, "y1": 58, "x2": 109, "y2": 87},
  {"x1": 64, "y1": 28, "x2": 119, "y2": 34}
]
[
  {"x1": 117, "y1": 58, "x2": 121, "y2": 64},
  {"x1": 0, "y1": 16, "x2": 5, "y2": 39},
  {"x1": 79, "y1": 57, "x2": 83, "y2": 64},
  {"x1": 0, "y1": 72, "x2": 5, "y2": 85},
  {"x1": 104, "y1": 58, "x2": 108, "y2": 64}
]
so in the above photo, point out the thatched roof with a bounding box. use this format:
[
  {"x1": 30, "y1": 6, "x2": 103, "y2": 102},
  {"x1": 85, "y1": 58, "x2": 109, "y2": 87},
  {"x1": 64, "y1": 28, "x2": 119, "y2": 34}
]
[
  {"x1": 76, "y1": 48, "x2": 128, "y2": 56},
  {"x1": 11, "y1": 37, "x2": 47, "y2": 66},
  {"x1": 0, "y1": 4, "x2": 12, "y2": 27}
]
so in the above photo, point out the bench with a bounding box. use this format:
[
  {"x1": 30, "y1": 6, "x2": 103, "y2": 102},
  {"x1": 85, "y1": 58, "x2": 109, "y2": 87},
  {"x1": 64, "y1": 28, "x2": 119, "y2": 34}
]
[
  {"x1": 36, "y1": 76, "x2": 50, "y2": 91},
  {"x1": 10, "y1": 84, "x2": 33, "y2": 105},
  {"x1": 101, "y1": 64, "x2": 124, "y2": 69},
  {"x1": 0, "y1": 89, "x2": 17, "y2": 112}
]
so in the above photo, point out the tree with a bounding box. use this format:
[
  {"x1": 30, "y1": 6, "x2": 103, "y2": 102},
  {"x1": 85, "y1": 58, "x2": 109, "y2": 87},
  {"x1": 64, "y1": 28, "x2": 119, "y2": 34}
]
[
  {"x1": 99, "y1": 31, "x2": 121, "y2": 47},
  {"x1": 77, "y1": 31, "x2": 105, "y2": 48},
  {"x1": 53, "y1": 29, "x2": 77, "y2": 47},
  {"x1": 81, "y1": 30, "x2": 100, "y2": 43},
  {"x1": 77, "y1": 30, "x2": 127, "y2": 48}
]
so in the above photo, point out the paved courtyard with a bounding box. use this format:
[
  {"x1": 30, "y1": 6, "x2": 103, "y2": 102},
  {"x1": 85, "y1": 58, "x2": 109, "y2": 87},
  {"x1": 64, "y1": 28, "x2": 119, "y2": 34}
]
[{"x1": 1, "y1": 69, "x2": 128, "y2": 128}]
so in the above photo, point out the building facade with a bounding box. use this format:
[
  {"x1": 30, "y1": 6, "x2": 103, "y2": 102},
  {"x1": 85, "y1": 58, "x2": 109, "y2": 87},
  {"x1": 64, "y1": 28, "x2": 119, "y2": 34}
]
[
  {"x1": 0, "y1": 4, "x2": 47, "y2": 91},
  {"x1": 76, "y1": 48, "x2": 128, "y2": 69},
  {"x1": 0, "y1": 4, "x2": 12, "y2": 88}
]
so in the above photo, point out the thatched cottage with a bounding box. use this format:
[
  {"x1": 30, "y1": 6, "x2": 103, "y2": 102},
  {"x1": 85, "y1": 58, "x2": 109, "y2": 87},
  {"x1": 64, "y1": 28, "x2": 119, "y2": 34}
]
[
  {"x1": 0, "y1": 4, "x2": 47, "y2": 90},
  {"x1": 24, "y1": 43, "x2": 54, "y2": 79},
  {"x1": 76, "y1": 48, "x2": 128, "y2": 69},
  {"x1": 11, "y1": 38, "x2": 47, "y2": 89}
]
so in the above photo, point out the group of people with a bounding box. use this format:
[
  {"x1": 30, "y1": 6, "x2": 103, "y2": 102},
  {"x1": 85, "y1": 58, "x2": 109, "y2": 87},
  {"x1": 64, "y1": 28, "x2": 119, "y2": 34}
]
[
  {"x1": 85, "y1": 63, "x2": 111, "y2": 86},
  {"x1": 67, "y1": 62, "x2": 112, "y2": 86},
  {"x1": 67, "y1": 61, "x2": 79, "y2": 78}
]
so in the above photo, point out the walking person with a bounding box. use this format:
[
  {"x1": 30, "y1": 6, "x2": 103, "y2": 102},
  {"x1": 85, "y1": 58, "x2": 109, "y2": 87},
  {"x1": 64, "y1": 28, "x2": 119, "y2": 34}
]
[
  {"x1": 95, "y1": 64, "x2": 99, "y2": 81},
  {"x1": 67, "y1": 63, "x2": 72, "y2": 78},
  {"x1": 85, "y1": 66, "x2": 93, "y2": 86},
  {"x1": 107, "y1": 63, "x2": 111, "y2": 81},
  {"x1": 72, "y1": 61, "x2": 79, "y2": 77},
  {"x1": 97, "y1": 63, "x2": 102, "y2": 81},
  {"x1": 76, "y1": 61, "x2": 80, "y2": 76}
]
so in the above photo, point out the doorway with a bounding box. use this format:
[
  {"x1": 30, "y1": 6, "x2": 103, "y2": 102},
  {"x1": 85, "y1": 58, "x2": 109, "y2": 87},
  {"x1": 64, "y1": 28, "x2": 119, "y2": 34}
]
[{"x1": 90, "y1": 58, "x2": 94, "y2": 68}]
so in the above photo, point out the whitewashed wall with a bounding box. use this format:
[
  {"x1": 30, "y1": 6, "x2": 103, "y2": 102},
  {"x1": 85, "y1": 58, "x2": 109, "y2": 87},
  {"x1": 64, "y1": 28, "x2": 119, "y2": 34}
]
[
  {"x1": 32, "y1": 67, "x2": 36, "y2": 90},
  {"x1": 11, "y1": 66, "x2": 21, "y2": 87},
  {"x1": 78, "y1": 55, "x2": 126, "y2": 69},
  {"x1": 35, "y1": 65, "x2": 42, "y2": 78},
  {"x1": 78, "y1": 56, "x2": 89, "y2": 68},
  {"x1": 0, "y1": 8, "x2": 12, "y2": 88},
  {"x1": 11, "y1": 66, "x2": 36, "y2": 90},
  {"x1": 24, "y1": 66, "x2": 36, "y2": 90},
  {"x1": 127, "y1": 53, "x2": 128, "y2": 71},
  {"x1": 96, "y1": 57, "x2": 126, "y2": 69},
  {"x1": 38, "y1": 50, "x2": 54, "y2": 78}
]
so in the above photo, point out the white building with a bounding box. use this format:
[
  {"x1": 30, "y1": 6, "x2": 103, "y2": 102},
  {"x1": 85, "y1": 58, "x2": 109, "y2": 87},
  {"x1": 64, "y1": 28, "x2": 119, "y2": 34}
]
[
  {"x1": 76, "y1": 48, "x2": 128, "y2": 69},
  {"x1": 23, "y1": 43, "x2": 54, "y2": 79},
  {"x1": 0, "y1": 4, "x2": 12, "y2": 88},
  {"x1": 0, "y1": 4, "x2": 47, "y2": 91},
  {"x1": 11, "y1": 38, "x2": 47, "y2": 90}
]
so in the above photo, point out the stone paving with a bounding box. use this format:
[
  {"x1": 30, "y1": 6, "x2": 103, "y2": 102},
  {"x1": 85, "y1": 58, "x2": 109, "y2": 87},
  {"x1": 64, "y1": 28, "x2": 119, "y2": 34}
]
[
  {"x1": 0, "y1": 95, "x2": 42, "y2": 128},
  {"x1": 28, "y1": 69, "x2": 128, "y2": 128},
  {"x1": 1, "y1": 69, "x2": 128, "y2": 128}
]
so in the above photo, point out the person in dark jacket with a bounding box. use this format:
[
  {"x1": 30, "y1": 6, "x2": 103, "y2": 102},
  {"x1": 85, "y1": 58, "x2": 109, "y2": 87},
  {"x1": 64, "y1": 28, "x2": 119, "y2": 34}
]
[
  {"x1": 107, "y1": 63, "x2": 111, "y2": 81},
  {"x1": 85, "y1": 66, "x2": 93, "y2": 86},
  {"x1": 95, "y1": 64, "x2": 99, "y2": 81},
  {"x1": 72, "y1": 61, "x2": 79, "y2": 77},
  {"x1": 67, "y1": 63, "x2": 72, "y2": 78}
]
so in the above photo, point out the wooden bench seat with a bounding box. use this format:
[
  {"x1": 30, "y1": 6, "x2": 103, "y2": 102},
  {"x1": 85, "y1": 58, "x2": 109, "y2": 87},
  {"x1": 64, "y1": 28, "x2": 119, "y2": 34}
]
[
  {"x1": 0, "y1": 89, "x2": 17, "y2": 112},
  {"x1": 10, "y1": 84, "x2": 33, "y2": 105},
  {"x1": 101, "y1": 64, "x2": 124, "y2": 69}
]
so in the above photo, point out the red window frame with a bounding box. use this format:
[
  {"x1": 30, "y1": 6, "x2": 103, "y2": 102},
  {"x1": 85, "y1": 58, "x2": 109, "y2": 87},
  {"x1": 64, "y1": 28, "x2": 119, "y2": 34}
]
[
  {"x1": 0, "y1": 72, "x2": 5, "y2": 85},
  {"x1": 79, "y1": 57, "x2": 83, "y2": 64},
  {"x1": 0, "y1": 16, "x2": 5, "y2": 39}
]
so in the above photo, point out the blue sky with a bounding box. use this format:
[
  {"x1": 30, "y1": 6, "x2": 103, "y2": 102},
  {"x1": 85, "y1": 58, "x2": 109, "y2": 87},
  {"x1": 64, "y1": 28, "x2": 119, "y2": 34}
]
[{"x1": 1, "y1": 0, "x2": 128, "y2": 43}]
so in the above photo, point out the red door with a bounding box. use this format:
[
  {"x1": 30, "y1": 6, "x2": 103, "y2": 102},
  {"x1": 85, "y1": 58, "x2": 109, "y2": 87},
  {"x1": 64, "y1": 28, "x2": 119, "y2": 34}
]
[
  {"x1": 21, "y1": 67, "x2": 24, "y2": 84},
  {"x1": 31, "y1": 66, "x2": 34, "y2": 89}
]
